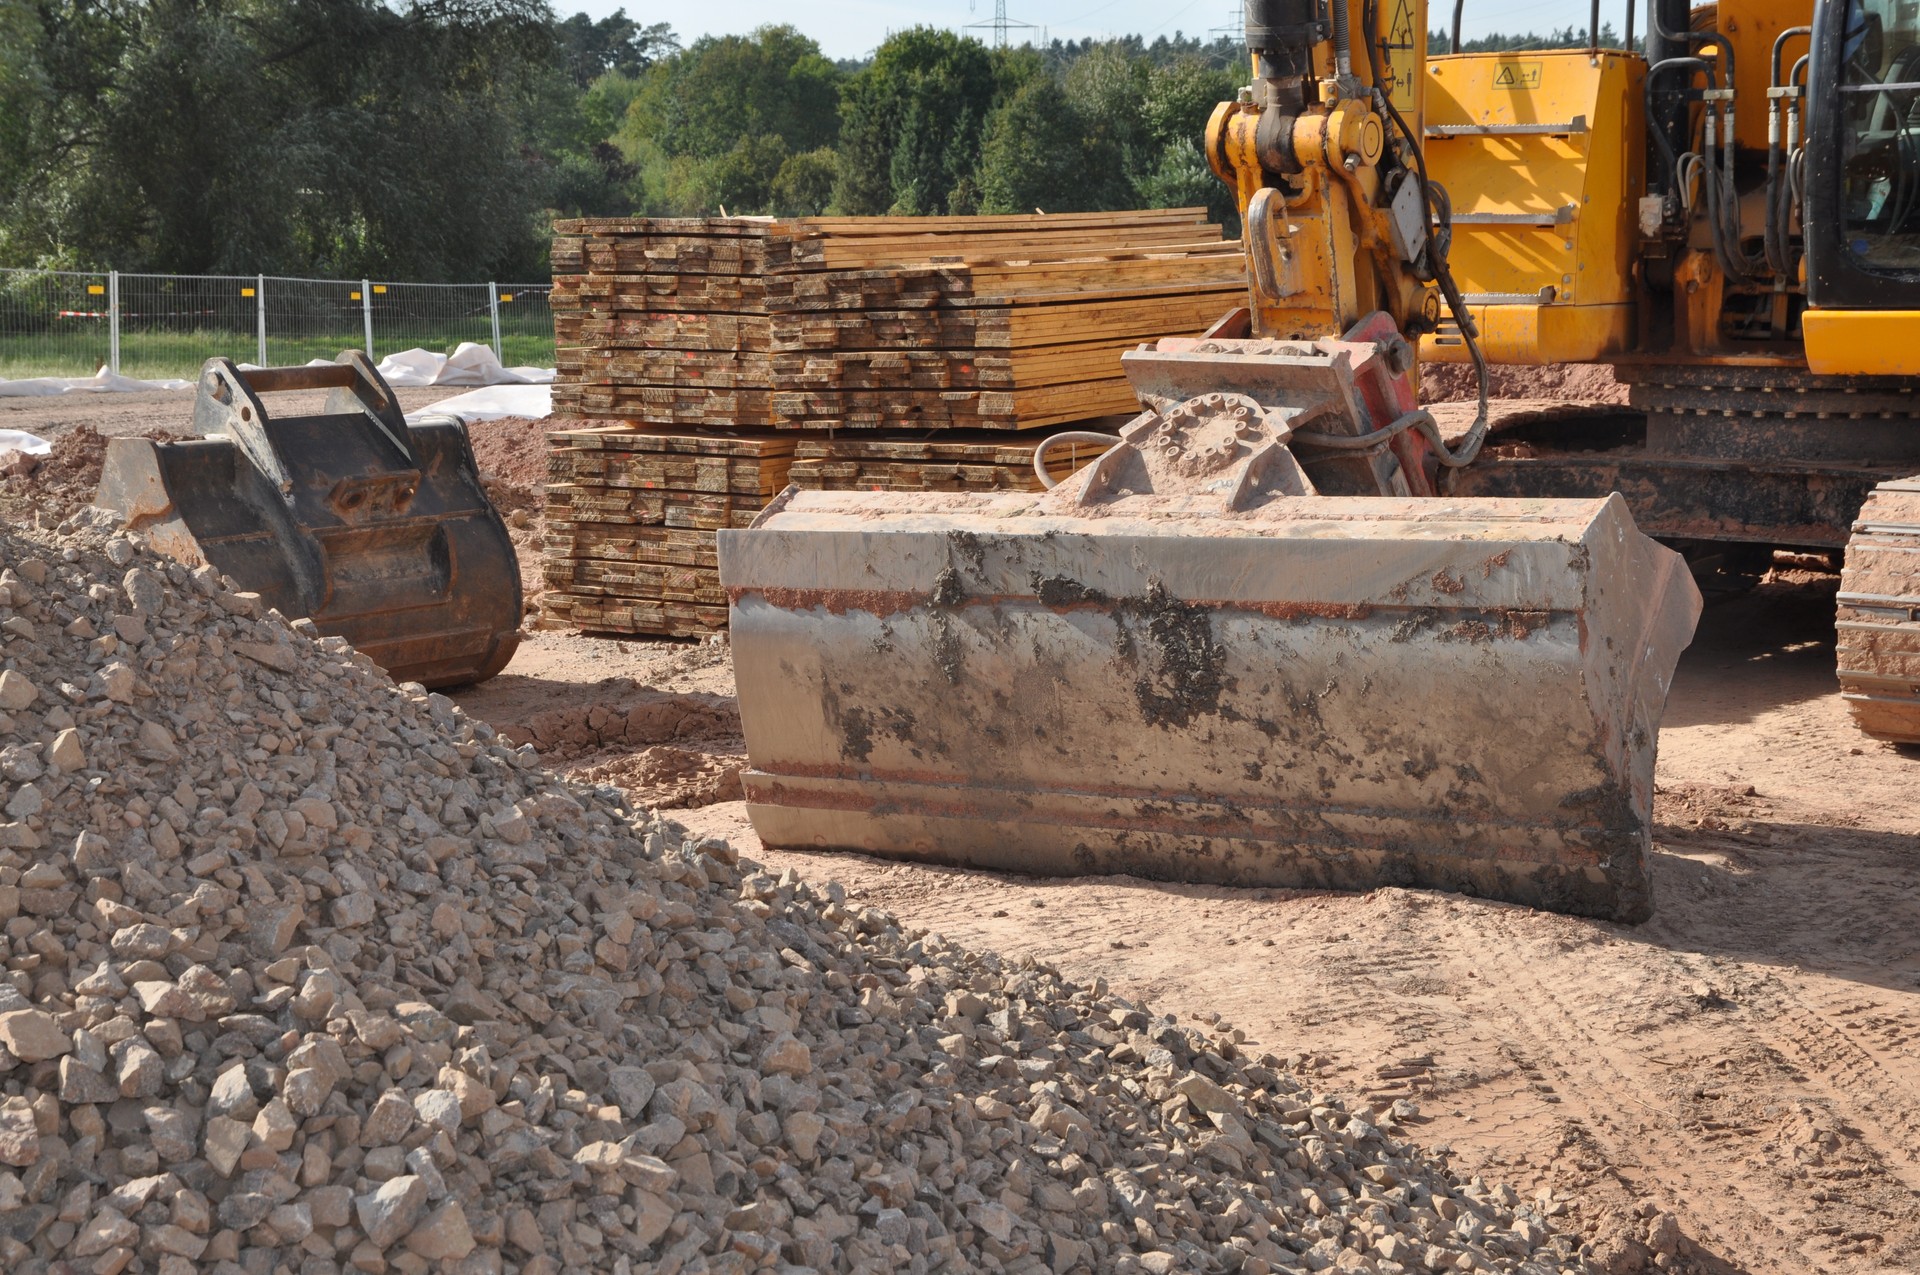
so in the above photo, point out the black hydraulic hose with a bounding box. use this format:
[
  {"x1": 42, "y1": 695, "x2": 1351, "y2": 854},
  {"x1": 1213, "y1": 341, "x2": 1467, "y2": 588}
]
[
  {"x1": 1360, "y1": 0, "x2": 1489, "y2": 467},
  {"x1": 1450, "y1": 0, "x2": 1464, "y2": 53},
  {"x1": 1763, "y1": 29, "x2": 1810, "y2": 278},
  {"x1": 1330, "y1": 0, "x2": 1353, "y2": 78},
  {"x1": 1590, "y1": 0, "x2": 1602, "y2": 52},
  {"x1": 1650, "y1": 2, "x2": 1735, "y2": 85},
  {"x1": 1771, "y1": 24, "x2": 1811, "y2": 85},
  {"x1": 1644, "y1": 57, "x2": 1717, "y2": 208}
]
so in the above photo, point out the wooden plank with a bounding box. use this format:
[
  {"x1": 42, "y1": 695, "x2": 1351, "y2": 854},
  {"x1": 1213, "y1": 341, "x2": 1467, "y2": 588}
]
[{"x1": 554, "y1": 349, "x2": 775, "y2": 389}]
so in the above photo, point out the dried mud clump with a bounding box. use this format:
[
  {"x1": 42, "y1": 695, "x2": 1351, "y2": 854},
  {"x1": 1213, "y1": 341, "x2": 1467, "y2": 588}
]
[{"x1": 0, "y1": 508, "x2": 1594, "y2": 1274}]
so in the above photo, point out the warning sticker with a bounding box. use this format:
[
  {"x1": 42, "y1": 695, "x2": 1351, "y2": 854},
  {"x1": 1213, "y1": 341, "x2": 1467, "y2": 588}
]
[
  {"x1": 1492, "y1": 61, "x2": 1543, "y2": 89},
  {"x1": 1380, "y1": 0, "x2": 1417, "y2": 102}
]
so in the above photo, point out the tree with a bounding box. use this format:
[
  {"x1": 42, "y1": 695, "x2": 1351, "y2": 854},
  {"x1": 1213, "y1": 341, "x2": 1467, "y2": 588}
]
[
  {"x1": 618, "y1": 25, "x2": 842, "y2": 215},
  {"x1": 832, "y1": 29, "x2": 1003, "y2": 215},
  {"x1": 772, "y1": 148, "x2": 840, "y2": 216},
  {"x1": 1062, "y1": 43, "x2": 1152, "y2": 209},
  {"x1": 0, "y1": 0, "x2": 564, "y2": 278},
  {"x1": 1140, "y1": 59, "x2": 1240, "y2": 231},
  {"x1": 975, "y1": 78, "x2": 1092, "y2": 215},
  {"x1": 554, "y1": 10, "x2": 678, "y2": 86}
]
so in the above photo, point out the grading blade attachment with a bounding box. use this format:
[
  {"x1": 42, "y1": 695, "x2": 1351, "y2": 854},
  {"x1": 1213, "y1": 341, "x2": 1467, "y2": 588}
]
[
  {"x1": 96, "y1": 353, "x2": 521, "y2": 688},
  {"x1": 719, "y1": 353, "x2": 1701, "y2": 923}
]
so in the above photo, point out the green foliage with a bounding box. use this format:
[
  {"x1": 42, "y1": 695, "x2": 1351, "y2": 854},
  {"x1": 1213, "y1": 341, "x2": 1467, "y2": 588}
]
[
  {"x1": 554, "y1": 10, "x2": 678, "y2": 86},
  {"x1": 1427, "y1": 24, "x2": 1623, "y2": 53},
  {"x1": 1, "y1": 12, "x2": 1626, "y2": 277},
  {"x1": 618, "y1": 25, "x2": 842, "y2": 215},
  {"x1": 772, "y1": 148, "x2": 840, "y2": 216},
  {"x1": 831, "y1": 28, "x2": 1003, "y2": 216},
  {"x1": 1, "y1": 0, "x2": 565, "y2": 279},
  {"x1": 976, "y1": 77, "x2": 1092, "y2": 215}
]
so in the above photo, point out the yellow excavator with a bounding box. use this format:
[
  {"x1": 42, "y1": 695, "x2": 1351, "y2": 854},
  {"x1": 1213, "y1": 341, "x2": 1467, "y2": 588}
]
[{"x1": 724, "y1": 0, "x2": 1917, "y2": 923}]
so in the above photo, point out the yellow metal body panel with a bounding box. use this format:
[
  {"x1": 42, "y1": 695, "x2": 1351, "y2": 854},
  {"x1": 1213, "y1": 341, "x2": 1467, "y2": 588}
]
[
  {"x1": 1446, "y1": 301, "x2": 1636, "y2": 365},
  {"x1": 1695, "y1": 0, "x2": 1813, "y2": 155},
  {"x1": 1418, "y1": 51, "x2": 1644, "y2": 365},
  {"x1": 1803, "y1": 310, "x2": 1920, "y2": 376}
]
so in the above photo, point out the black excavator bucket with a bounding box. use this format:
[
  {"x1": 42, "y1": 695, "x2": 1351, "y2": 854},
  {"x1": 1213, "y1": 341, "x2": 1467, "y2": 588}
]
[{"x1": 96, "y1": 353, "x2": 521, "y2": 688}]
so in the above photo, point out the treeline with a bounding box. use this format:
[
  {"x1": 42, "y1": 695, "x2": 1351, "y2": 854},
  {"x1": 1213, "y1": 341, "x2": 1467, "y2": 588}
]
[
  {"x1": 613, "y1": 27, "x2": 1240, "y2": 229},
  {"x1": 0, "y1": 1, "x2": 1616, "y2": 281},
  {"x1": 1427, "y1": 24, "x2": 1629, "y2": 52}
]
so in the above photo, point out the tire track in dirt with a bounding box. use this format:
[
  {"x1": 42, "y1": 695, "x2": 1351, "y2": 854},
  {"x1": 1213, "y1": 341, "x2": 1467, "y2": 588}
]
[{"x1": 1437, "y1": 917, "x2": 1824, "y2": 1272}]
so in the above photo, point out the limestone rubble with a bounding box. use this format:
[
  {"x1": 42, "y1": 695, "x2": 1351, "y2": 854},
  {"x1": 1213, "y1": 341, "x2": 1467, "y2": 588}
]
[{"x1": 0, "y1": 510, "x2": 1584, "y2": 1274}]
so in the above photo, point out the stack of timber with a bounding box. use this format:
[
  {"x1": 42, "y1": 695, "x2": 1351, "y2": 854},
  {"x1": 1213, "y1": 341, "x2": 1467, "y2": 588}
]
[
  {"x1": 550, "y1": 209, "x2": 1245, "y2": 431},
  {"x1": 787, "y1": 431, "x2": 1114, "y2": 493},
  {"x1": 543, "y1": 210, "x2": 1236, "y2": 635},
  {"x1": 537, "y1": 425, "x2": 792, "y2": 637}
]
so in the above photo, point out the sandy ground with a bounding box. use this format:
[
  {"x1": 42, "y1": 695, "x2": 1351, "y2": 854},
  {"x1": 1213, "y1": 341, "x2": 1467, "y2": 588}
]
[
  {"x1": 453, "y1": 574, "x2": 1920, "y2": 1275},
  {"x1": 0, "y1": 386, "x2": 471, "y2": 443},
  {"x1": 21, "y1": 387, "x2": 1920, "y2": 1273}
]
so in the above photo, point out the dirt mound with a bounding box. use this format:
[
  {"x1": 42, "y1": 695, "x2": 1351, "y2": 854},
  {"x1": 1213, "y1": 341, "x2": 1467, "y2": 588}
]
[
  {"x1": 572, "y1": 745, "x2": 747, "y2": 810},
  {"x1": 465, "y1": 416, "x2": 551, "y2": 617},
  {"x1": 492, "y1": 686, "x2": 739, "y2": 761},
  {"x1": 1421, "y1": 362, "x2": 1627, "y2": 405},
  {"x1": 467, "y1": 415, "x2": 551, "y2": 490},
  {"x1": 0, "y1": 425, "x2": 188, "y2": 526}
]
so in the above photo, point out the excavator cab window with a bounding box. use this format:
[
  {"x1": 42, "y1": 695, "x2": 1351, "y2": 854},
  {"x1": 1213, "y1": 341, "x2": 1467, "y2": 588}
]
[{"x1": 1837, "y1": 0, "x2": 1920, "y2": 268}]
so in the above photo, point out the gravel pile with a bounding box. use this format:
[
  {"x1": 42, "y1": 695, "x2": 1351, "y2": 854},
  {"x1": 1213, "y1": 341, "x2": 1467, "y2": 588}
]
[{"x1": 0, "y1": 510, "x2": 1590, "y2": 1275}]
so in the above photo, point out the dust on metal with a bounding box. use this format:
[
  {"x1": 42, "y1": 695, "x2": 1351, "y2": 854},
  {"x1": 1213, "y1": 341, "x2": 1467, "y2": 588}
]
[
  {"x1": 721, "y1": 336, "x2": 1702, "y2": 923},
  {"x1": 96, "y1": 353, "x2": 521, "y2": 688}
]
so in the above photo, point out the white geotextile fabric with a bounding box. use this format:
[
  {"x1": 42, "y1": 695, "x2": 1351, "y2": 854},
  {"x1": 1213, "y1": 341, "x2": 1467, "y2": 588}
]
[
  {"x1": 375, "y1": 343, "x2": 555, "y2": 387},
  {"x1": 0, "y1": 345, "x2": 554, "y2": 397},
  {"x1": 0, "y1": 429, "x2": 51, "y2": 456},
  {"x1": 406, "y1": 383, "x2": 551, "y2": 423},
  {"x1": 0, "y1": 370, "x2": 194, "y2": 397}
]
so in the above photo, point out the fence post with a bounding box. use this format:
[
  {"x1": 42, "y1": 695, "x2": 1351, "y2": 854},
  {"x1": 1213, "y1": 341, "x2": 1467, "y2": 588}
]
[
  {"x1": 108, "y1": 271, "x2": 120, "y2": 375},
  {"x1": 255, "y1": 275, "x2": 267, "y2": 367},
  {"x1": 361, "y1": 279, "x2": 374, "y2": 358},
  {"x1": 488, "y1": 283, "x2": 503, "y2": 361}
]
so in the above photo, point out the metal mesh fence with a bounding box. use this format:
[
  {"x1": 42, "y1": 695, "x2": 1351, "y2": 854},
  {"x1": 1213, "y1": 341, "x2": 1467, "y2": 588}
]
[
  {"x1": 264, "y1": 276, "x2": 374, "y2": 367},
  {"x1": 117, "y1": 273, "x2": 257, "y2": 379},
  {"x1": 496, "y1": 284, "x2": 554, "y2": 368},
  {"x1": 0, "y1": 268, "x2": 559, "y2": 378},
  {"x1": 371, "y1": 282, "x2": 493, "y2": 360},
  {"x1": 0, "y1": 269, "x2": 112, "y2": 377}
]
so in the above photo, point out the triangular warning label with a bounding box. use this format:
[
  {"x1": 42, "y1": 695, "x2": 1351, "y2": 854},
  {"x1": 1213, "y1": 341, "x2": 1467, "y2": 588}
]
[{"x1": 1389, "y1": 0, "x2": 1416, "y2": 47}]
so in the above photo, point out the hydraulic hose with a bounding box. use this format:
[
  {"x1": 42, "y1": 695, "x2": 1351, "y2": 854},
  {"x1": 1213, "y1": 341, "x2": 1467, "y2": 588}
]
[
  {"x1": 1033, "y1": 431, "x2": 1123, "y2": 489},
  {"x1": 1645, "y1": 57, "x2": 1717, "y2": 206},
  {"x1": 1293, "y1": 398, "x2": 1491, "y2": 468},
  {"x1": 1650, "y1": 4, "x2": 1735, "y2": 85},
  {"x1": 1764, "y1": 30, "x2": 1812, "y2": 279},
  {"x1": 1331, "y1": 0, "x2": 1354, "y2": 79},
  {"x1": 1360, "y1": 0, "x2": 1490, "y2": 466}
]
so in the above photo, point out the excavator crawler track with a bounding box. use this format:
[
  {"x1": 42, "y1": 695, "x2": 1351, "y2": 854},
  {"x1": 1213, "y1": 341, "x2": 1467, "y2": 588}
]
[{"x1": 1837, "y1": 479, "x2": 1920, "y2": 744}]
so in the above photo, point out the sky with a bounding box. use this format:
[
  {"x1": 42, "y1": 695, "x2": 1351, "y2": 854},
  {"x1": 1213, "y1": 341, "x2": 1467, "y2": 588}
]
[{"x1": 583, "y1": 1, "x2": 1621, "y2": 62}]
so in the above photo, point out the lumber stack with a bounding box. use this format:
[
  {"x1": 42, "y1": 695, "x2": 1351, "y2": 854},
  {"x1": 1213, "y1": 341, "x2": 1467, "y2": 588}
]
[
  {"x1": 549, "y1": 209, "x2": 1245, "y2": 431},
  {"x1": 542, "y1": 209, "x2": 1236, "y2": 636},
  {"x1": 788, "y1": 432, "x2": 1112, "y2": 493},
  {"x1": 537, "y1": 425, "x2": 793, "y2": 638}
]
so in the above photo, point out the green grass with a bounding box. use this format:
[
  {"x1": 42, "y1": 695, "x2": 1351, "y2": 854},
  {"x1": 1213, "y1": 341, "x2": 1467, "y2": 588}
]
[{"x1": 0, "y1": 321, "x2": 556, "y2": 381}]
